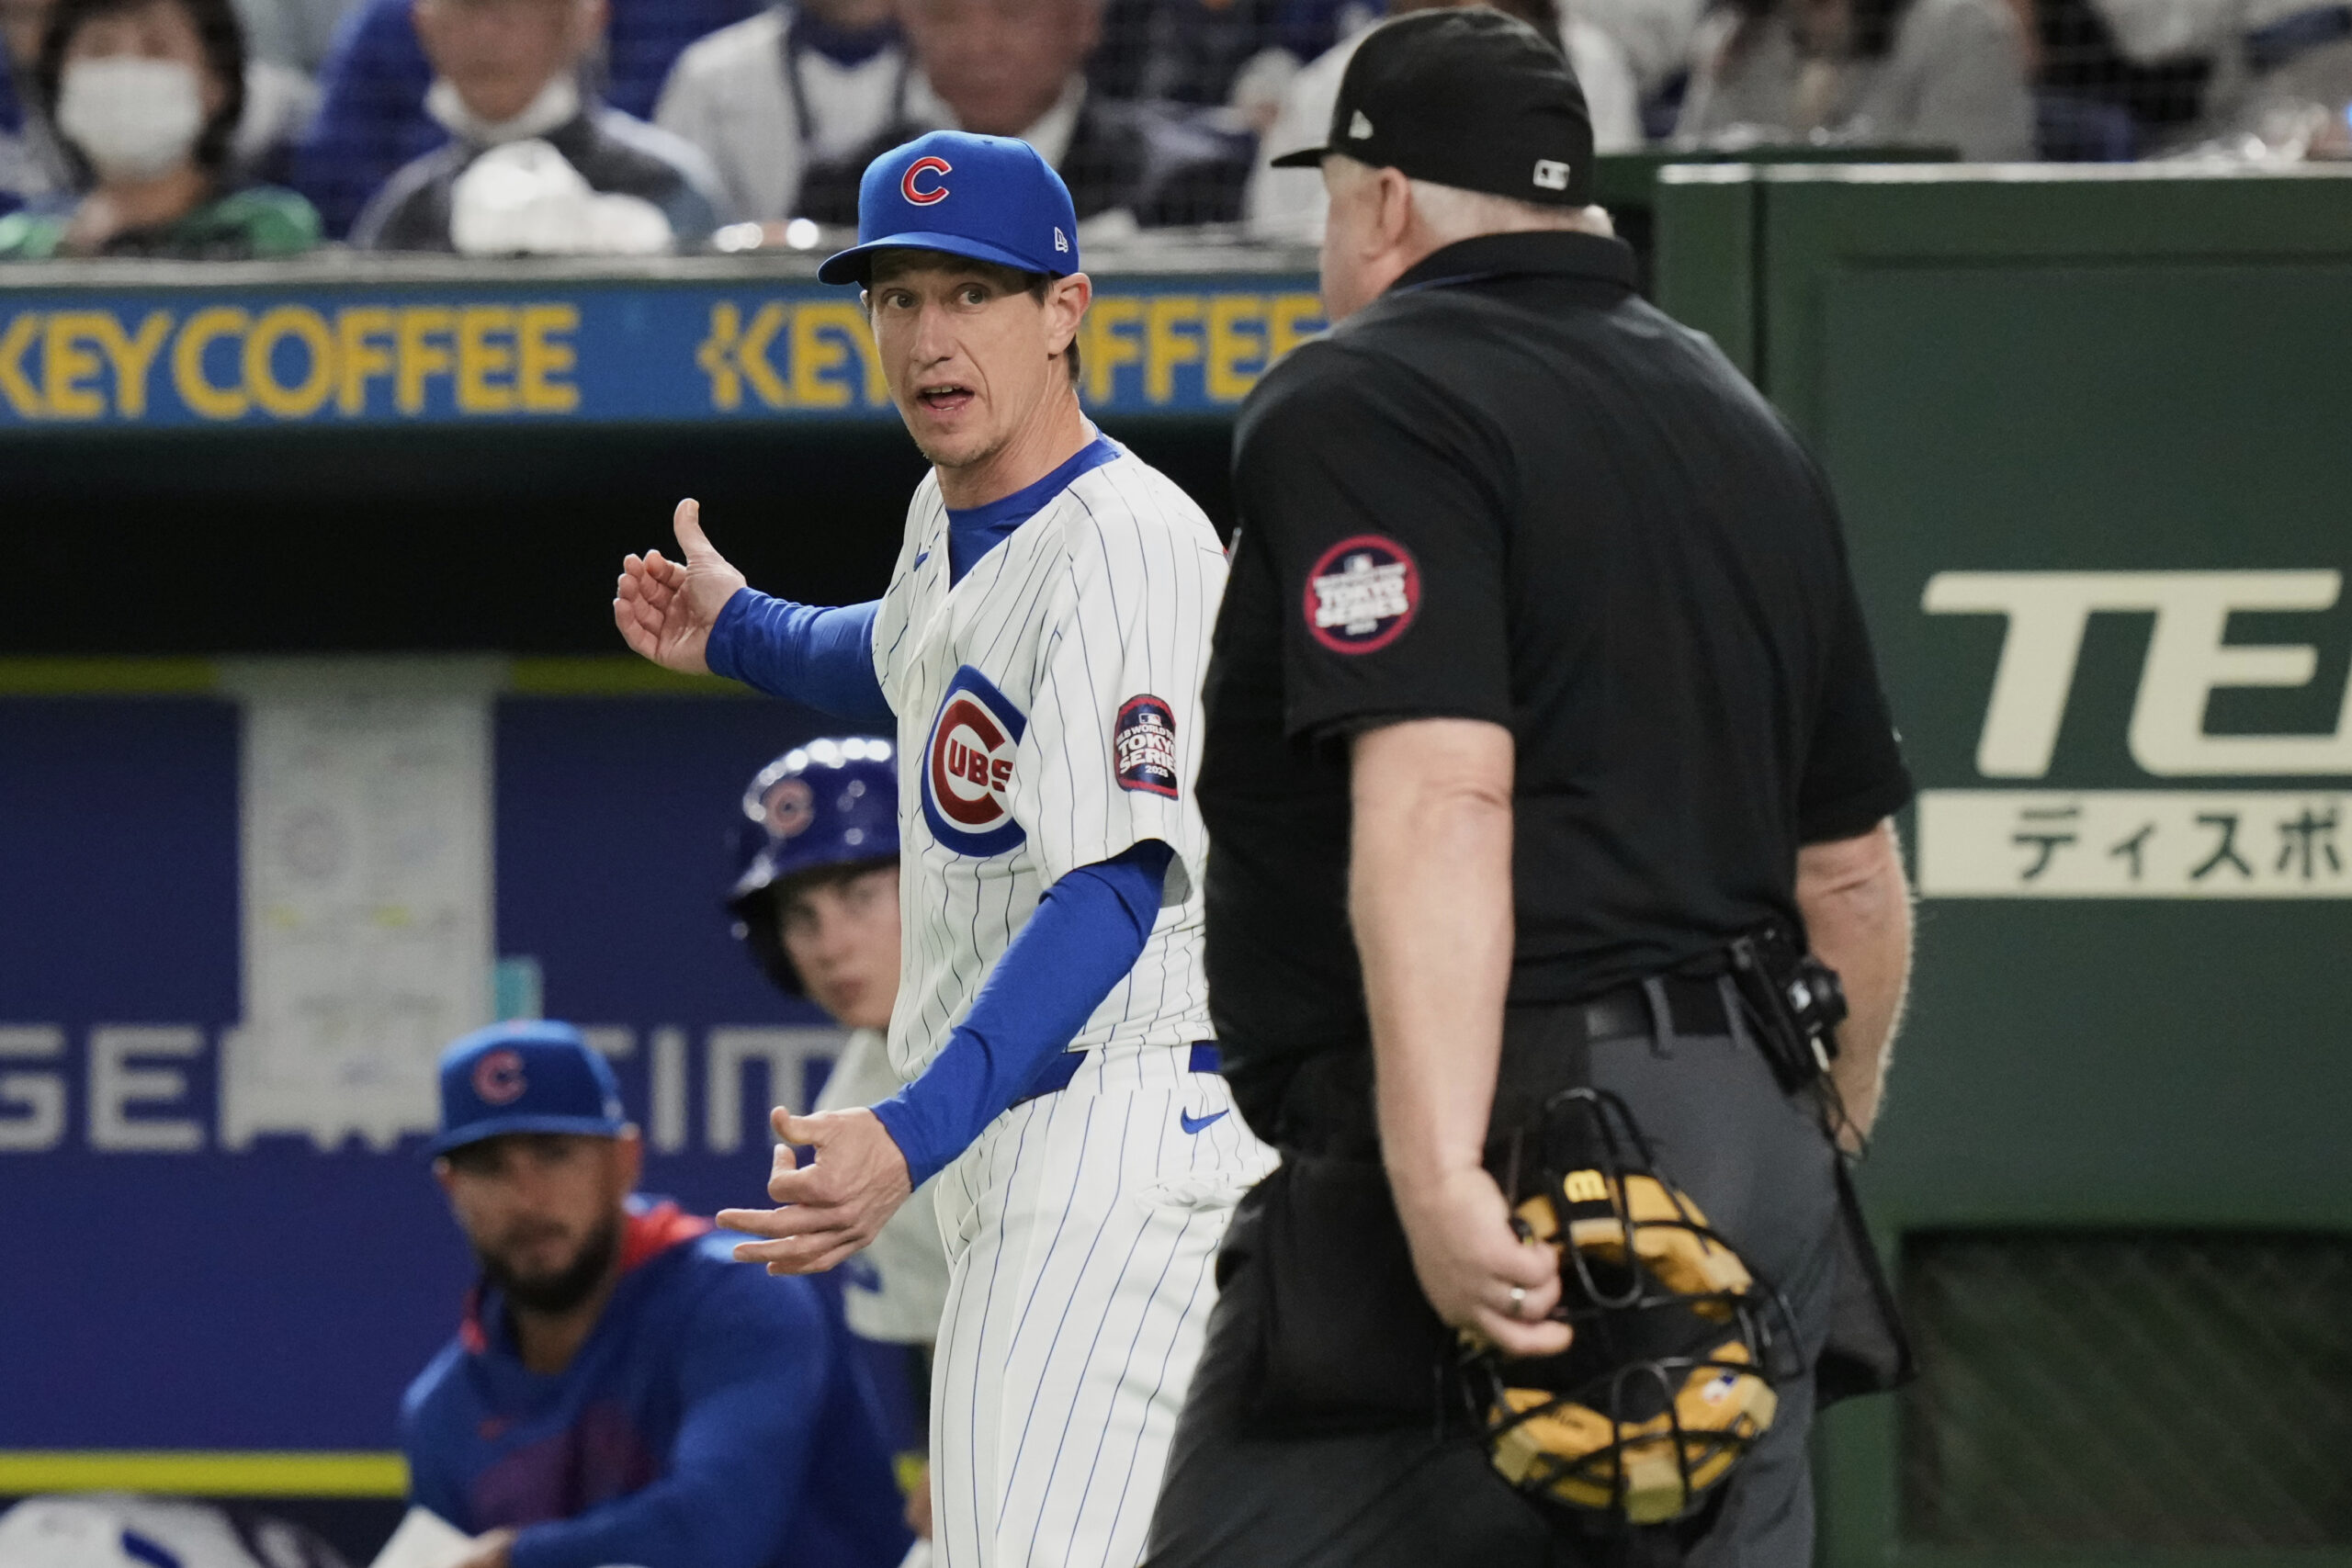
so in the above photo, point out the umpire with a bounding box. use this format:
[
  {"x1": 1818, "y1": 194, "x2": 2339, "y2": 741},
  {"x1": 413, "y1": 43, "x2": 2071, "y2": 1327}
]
[{"x1": 1146, "y1": 11, "x2": 1917, "y2": 1568}]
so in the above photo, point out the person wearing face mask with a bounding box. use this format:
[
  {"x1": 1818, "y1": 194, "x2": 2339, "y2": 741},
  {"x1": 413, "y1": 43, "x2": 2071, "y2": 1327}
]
[
  {"x1": 0, "y1": 0, "x2": 317, "y2": 257},
  {"x1": 350, "y1": 0, "x2": 729, "y2": 253}
]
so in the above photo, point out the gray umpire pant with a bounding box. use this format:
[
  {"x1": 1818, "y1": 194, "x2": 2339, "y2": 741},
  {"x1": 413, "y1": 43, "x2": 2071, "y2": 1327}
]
[{"x1": 1143, "y1": 999, "x2": 1845, "y2": 1568}]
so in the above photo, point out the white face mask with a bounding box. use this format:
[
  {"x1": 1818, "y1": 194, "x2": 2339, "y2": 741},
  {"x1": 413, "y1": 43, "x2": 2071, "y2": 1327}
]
[{"x1": 56, "y1": 56, "x2": 207, "y2": 180}]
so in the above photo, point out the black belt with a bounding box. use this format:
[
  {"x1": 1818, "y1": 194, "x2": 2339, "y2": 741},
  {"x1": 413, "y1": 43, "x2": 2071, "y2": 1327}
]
[
  {"x1": 1571, "y1": 973, "x2": 1733, "y2": 1044},
  {"x1": 1012, "y1": 1041, "x2": 1222, "y2": 1108}
]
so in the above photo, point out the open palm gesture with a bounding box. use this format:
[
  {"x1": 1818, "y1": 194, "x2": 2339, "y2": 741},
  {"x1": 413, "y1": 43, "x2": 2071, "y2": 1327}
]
[{"x1": 614, "y1": 499, "x2": 748, "y2": 675}]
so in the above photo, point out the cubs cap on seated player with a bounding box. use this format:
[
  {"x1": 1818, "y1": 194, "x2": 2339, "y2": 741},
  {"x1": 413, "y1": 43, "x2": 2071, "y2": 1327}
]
[
  {"x1": 818, "y1": 130, "x2": 1081, "y2": 286},
  {"x1": 1268, "y1": 7, "x2": 1596, "y2": 208},
  {"x1": 430, "y1": 1021, "x2": 629, "y2": 1156}
]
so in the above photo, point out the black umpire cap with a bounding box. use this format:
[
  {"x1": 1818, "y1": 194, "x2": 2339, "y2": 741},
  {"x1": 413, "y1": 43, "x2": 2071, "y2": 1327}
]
[{"x1": 1270, "y1": 8, "x2": 1596, "y2": 207}]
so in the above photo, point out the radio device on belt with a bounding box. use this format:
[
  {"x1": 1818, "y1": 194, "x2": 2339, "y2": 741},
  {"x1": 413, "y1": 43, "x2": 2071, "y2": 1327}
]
[{"x1": 1724, "y1": 924, "x2": 1849, "y2": 1095}]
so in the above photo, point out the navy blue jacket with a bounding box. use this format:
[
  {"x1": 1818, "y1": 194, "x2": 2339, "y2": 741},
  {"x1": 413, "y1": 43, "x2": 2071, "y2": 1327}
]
[{"x1": 401, "y1": 1201, "x2": 912, "y2": 1568}]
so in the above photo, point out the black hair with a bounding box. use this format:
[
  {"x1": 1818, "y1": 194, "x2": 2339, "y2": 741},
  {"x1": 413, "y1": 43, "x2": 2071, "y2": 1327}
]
[{"x1": 38, "y1": 0, "x2": 247, "y2": 176}]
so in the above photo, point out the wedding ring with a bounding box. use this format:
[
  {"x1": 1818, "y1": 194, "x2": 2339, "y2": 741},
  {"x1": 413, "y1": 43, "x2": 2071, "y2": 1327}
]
[{"x1": 1509, "y1": 1285, "x2": 1527, "y2": 1318}]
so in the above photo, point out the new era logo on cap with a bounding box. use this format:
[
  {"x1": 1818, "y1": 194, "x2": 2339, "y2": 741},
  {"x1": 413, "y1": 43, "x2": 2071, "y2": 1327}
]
[
  {"x1": 1533, "y1": 158, "x2": 1571, "y2": 190},
  {"x1": 1349, "y1": 110, "x2": 1374, "y2": 139}
]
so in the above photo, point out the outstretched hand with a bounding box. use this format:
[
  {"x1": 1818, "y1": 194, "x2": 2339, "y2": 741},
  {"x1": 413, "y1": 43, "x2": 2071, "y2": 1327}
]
[
  {"x1": 717, "y1": 1106, "x2": 915, "y2": 1275},
  {"x1": 614, "y1": 498, "x2": 748, "y2": 675}
]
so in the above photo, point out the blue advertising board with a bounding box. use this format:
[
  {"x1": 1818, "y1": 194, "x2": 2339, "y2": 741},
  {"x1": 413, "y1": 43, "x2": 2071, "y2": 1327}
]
[
  {"x1": 0, "y1": 667, "x2": 886, "y2": 1472},
  {"x1": 0, "y1": 275, "x2": 1322, "y2": 431}
]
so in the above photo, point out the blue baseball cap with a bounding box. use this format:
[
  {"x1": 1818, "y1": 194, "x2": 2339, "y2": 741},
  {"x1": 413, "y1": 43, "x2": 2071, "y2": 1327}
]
[
  {"x1": 431, "y1": 1021, "x2": 629, "y2": 1156},
  {"x1": 818, "y1": 130, "x2": 1080, "y2": 286}
]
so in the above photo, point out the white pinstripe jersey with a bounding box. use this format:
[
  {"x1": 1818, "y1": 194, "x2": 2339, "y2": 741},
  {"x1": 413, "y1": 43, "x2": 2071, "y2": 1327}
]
[{"x1": 871, "y1": 440, "x2": 1225, "y2": 1083}]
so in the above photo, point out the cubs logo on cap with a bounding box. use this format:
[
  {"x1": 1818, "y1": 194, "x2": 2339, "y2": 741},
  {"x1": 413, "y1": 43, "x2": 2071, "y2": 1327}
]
[
  {"x1": 820, "y1": 131, "x2": 1083, "y2": 287},
  {"x1": 922, "y1": 664, "x2": 1028, "y2": 857},
  {"x1": 901, "y1": 155, "x2": 952, "y2": 206},
  {"x1": 431, "y1": 1021, "x2": 629, "y2": 1156},
  {"x1": 1305, "y1": 535, "x2": 1420, "y2": 653}
]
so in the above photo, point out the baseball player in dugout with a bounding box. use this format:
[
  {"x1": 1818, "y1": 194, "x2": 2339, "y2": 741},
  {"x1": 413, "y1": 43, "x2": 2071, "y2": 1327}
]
[
  {"x1": 401, "y1": 1023, "x2": 911, "y2": 1568},
  {"x1": 614, "y1": 128, "x2": 1277, "y2": 1568},
  {"x1": 727, "y1": 737, "x2": 953, "y2": 1554},
  {"x1": 1144, "y1": 12, "x2": 1918, "y2": 1568}
]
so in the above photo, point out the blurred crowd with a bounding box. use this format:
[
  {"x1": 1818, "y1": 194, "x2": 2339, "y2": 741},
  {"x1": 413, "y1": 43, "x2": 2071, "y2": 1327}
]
[{"x1": 0, "y1": 0, "x2": 2343, "y2": 260}]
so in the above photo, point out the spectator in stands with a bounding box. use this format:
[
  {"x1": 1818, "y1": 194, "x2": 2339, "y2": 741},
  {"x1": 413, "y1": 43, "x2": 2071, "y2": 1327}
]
[
  {"x1": 653, "y1": 0, "x2": 909, "y2": 227},
  {"x1": 351, "y1": 0, "x2": 728, "y2": 253},
  {"x1": 795, "y1": 0, "x2": 1255, "y2": 231},
  {"x1": 234, "y1": 0, "x2": 358, "y2": 71},
  {"x1": 1250, "y1": 0, "x2": 1643, "y2": 239},
  {"x1": 0, "y1": 0, "x2": 318, "y2": 256},
  {"x1": 404, "y1": 1021, "x2": 912, "y2": 1568},
  {"x1": 1091, "y1": 0, "x2": 1363, "y2": 107},
  {"x1": 0, "y1": 0, "x2": 312, "y2": 209},
  {"x1": 294, "y1": 0, "x2": 755, "y2": 237},
  {"x1": 1673, "y1": 0, "x2": 2035, "y2": 157},
  {"x1": 0, "y1": 0, "x2": 70, "y2": 209}
]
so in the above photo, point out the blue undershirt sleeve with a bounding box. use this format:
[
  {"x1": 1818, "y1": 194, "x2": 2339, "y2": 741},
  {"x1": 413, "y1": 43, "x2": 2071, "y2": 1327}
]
[
  {"x1": 703, "y1": 591, "x2": 892, "y2": 724},
  {"x1": 870, "y1": 840, "x2": 1173, "y2": 1185},
  {"x1": 505, "y1": 1270, "x2": 830, "y2": 1568}
]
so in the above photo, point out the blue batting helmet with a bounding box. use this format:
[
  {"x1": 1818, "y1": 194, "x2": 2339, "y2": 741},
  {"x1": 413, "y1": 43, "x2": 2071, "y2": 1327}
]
[{"x1": 729, "y1": 736, "x2": 899, "y2": 994}]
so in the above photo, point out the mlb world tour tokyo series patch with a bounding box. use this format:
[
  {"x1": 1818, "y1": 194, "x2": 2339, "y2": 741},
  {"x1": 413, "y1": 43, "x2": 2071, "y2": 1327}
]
[
  {"x1": 1115, "y1": 696, "x2": 1181, "y2": 797},
  {"x1": 1306, "y1": 535, "x2": 1420, "y2": 653}
]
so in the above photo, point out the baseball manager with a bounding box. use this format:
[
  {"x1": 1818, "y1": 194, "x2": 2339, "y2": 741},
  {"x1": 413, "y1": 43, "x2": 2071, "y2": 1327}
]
[{"x1": 1147, "y1": 12, "x2": 1917, "y2": 1568}]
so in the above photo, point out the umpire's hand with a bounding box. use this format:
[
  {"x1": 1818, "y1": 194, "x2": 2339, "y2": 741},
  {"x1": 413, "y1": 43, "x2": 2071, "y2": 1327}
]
[
  {"x1": 614, "y1": 498, "x2": 748, "y2": 675},
  {"x1": 1392, "y1": 1164, "x2": 1572, "y2": 1359},
  {"x1": 718, "y1": 1105, "x2": 914, "y2": 1274}
]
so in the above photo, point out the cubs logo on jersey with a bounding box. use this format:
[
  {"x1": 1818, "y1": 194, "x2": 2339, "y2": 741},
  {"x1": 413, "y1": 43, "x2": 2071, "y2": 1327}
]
[{"x1": 922, "y1": 664, "x2": 1028, "y2": 856}]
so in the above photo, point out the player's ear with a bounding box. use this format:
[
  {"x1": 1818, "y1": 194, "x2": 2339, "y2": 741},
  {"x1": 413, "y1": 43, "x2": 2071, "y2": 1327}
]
[
  {"x1": 432, "y1": 1156, "x2": 458, "y2": 1197},
  {"x1": 611, "y1": 1127, "x2": 645, "y2": 1193},
  {"x1": 1045, "y1": 272, "x2": 1091, "y2": 359}
]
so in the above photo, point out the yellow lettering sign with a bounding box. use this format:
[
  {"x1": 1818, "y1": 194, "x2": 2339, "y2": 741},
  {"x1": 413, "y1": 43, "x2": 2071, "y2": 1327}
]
[
  {"x1": 517, "y1": 304, "x2": 579, "y2": 412},
  {"x1": 1205, "y1": 294, "x2": 1264, "y2": 403},
  {"x1": 456, "y1": 306, "x2": 516, "y2": 414},
  {"x1": 1083, "y1": 296, "x2": 1144, "y2": 406},
  {"x1": 43, "y1": 310, "x2": 109, "y2": 420},
  {"x1": 244, "y1": 306, "x2": 334, "y2": 418},
  {"x1": 395, "y1": 306, "x2": 454, "y2": 415},
  {"x1": 1144, "y1": 295, "x2": 1204, "y2": 405},
  {"x1": 336, "y1": 307, "x2": 393, "y2": 415},
  {"x1": 0, "y1": 312, "x2": 46, "y2": 417},
  {"x1": 172, "y1": 306, "x2": 249, "y2": 420},
  {"x1": 93, "y1": 310, "x2": 171, "y2": 418},
  {"x1": 1268, "y1": 292, "x2": 1323, "y2": 365}
]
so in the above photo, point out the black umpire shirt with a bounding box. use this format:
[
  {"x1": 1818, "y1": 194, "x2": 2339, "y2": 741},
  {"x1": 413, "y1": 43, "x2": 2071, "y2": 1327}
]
[{"x1": 1199, "y1": 230, "x2": 1913, "y2": 1139}]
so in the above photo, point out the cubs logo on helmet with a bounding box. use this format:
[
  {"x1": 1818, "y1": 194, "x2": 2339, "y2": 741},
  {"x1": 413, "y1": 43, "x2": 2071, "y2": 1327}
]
[{"x1": 922, "y1": 665, "x2": 1027, "y2": 857}]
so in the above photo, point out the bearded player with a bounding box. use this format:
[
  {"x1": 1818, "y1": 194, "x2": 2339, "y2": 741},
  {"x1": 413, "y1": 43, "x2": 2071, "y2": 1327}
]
[{"x1": 613, "y1": 130, "x2": 1276, "y2": 1568}]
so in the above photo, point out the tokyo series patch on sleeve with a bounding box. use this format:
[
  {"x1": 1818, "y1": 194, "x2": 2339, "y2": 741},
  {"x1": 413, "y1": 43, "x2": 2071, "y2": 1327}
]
[
  {"x1": 1114, "y1": 695, "x2": 1181, "y2": 797},
  {"x1": 1304, "y1": 534, "x2": 1419, "y2": 653}
]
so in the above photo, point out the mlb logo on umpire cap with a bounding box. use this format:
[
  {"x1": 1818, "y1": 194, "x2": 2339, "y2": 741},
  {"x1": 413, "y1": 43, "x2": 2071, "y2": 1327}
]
[
  {"x1": 820, "y1": 130, "x2": 1083, "y2": 286},
  {"x1": 431, "y1": 1021, "x2": 628, "y2": 1156}
]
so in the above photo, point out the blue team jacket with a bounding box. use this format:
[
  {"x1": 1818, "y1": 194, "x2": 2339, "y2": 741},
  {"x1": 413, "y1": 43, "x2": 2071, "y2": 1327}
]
[{"x1": 400, "y1": 1201, "x2": 912, "y2": 1568}]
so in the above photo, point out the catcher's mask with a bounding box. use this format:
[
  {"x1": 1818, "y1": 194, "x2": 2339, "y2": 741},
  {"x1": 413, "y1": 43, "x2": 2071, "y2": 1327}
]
[{"x1": 1470, "y1": 1087, "x2": 1800, "y2": 1527}]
